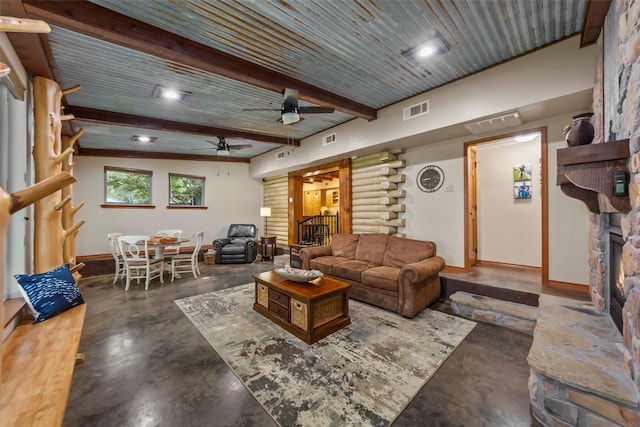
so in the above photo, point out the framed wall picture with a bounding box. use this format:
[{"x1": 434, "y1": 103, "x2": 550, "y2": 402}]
[
  {"x1": 514, "y1": 180, "x2": 532, "y2": 199},
  {"x1": 514, "y1": 163, "x2": 532, "y2": 199}
]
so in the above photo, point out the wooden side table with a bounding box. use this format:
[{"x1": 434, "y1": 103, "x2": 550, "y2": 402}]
[{"x1": 259, "y1": 236, "x2": 277, "y2": 261}]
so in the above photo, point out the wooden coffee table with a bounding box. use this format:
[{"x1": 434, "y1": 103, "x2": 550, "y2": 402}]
[{"x1": 252, "y1": 271, "x2": 351, "y2": 344}]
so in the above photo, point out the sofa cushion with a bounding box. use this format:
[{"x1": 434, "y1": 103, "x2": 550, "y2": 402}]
[
  {"x1": 361, "y1": 265, "x2": 400, "y2": 292},
  {"x1": 354, "y1": 234, "x2": 389, "y2": 265},
  {"x1": 383, "y1": 236, "x2": 435, "y2": 268},
  {"x1": 310, "y1": 256, "x2": 351, "y2": 275},
  {"x1": 330, "y1": 233, "x2": 360, "y2": 259},
  {"x1": 332, "y1": 260, "x2": 379, "y2": 282}
]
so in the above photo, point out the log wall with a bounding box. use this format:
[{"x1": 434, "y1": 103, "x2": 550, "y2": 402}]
[
  {"x1": 352, "y1": 150, "x2": 406, "y2": 236},
  {"x1": 262, "y1": 174, "x2": 288, "y2": 250}
]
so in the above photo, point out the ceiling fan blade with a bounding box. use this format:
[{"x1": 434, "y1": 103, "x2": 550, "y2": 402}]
[
  {"x1": 228, "y1": 144, "x2": 253, "y2": 150},
  {"x1": 298, "y1": 106, "x2": 335, "y2": 114},
  {"x1": 283, "y1": 88, "x2": 299, "y2": 108},
  {"x1": 242, "y1": 108, "x2": 281, "y2": 111}
]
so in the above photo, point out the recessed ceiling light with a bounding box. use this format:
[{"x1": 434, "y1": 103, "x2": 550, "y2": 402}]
[
  {"x1": 402, "y1": 34, "x2": 449, "y2": 63},
  {"x1": 515, "y1": 133, "x2": 538, "y2": 142},
  {"x1": 151, "y1": 85, "x2": 192, "y2": 103},
  {"x1": 417, "y1": 46, "x2": 436, "y2": 58},
  {"x1": 132, "y1": 135, "x2": 157, "y2": 143}
]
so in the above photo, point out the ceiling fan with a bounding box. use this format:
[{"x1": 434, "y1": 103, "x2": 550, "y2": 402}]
[
  {"x1": 243, "y1": 88, "x2": 335, "y2": 125},
  {"x1": 196, "y1": 136, "x2": 253, "y2": 156}
]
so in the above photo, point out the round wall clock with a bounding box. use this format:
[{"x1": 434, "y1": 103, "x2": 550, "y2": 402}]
[{"x1": 417, "y1": 165, "x2": 444, "y2": 193}]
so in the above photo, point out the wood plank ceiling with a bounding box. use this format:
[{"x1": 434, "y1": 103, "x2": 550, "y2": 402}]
[{"x1": 3, "y1": 0, "x2": 607, "y2": 162}]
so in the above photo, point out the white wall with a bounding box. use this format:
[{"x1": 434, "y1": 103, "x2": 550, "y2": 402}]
[
  {"x1": 73, "y1": 157, "x2": 263, "y2": 256},
  {"x1": 401, "y1": 114, "x2": 590, "y2": 286},
  {"x1": 475, "y1": 137, "x2": 541, "y2": 266},
  {"x1": 548, "y1": 138, "x2": 590, "y2": 284},
  {"x1": 401, "y1": 139, "x2": 465, "y2": 267}
]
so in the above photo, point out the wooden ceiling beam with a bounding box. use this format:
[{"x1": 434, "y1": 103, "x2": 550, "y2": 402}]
[
  {"x1": 580, "y1": 0, "x2": 612, "y2": 47},
  {"x1": 3, "y1": 0, "x2": 54, "y2": 80},
  {"x1": 76, "y1": 147, "x2": 250, "y2": 163},
  {"x1": 65, "y1": 106, "x2": 299, "y2": 146},
  {"x1": 23, "y1": 0, "x2": 378, "y2": 121}
]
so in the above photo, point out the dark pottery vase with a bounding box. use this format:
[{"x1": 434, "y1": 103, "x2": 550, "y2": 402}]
[{"x1": 566, "y1": 112, "x2": 594, "y2": 147}]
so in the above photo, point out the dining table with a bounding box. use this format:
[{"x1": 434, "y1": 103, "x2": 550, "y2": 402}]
[
  {"x1": 146, "y1": 236, "x2": 190, "y2": 278},
  {"x1": 147, "y1": 236, "x2": 190, "y2": 260}
]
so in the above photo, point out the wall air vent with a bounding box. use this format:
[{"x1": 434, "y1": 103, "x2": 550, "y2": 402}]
[
  {"x1": 403, "y1": 100, "x2": 429, "y2": 120},
  {"x1": 322, "y1": 133, "x2": 336, "y2": 146},
  {"x1": 464, "y1": 112, "x2": 522, "y2": 134},
  {"x1": 275, "y1": 151, "x2": 286, "y2": 160}
]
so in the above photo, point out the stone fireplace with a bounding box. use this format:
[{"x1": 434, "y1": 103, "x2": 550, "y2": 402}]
[
  {"x1": 608, "y1": 214, "x2": 625, "y2": 333},
  {"x1": 528, "y1": 0, "x2": 640, "y2": 425}
]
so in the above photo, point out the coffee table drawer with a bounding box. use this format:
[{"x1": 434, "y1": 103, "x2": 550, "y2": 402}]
[
  {"x1": 257, "y1": 284, "x2": 269, "y2": 308},
  {"x1": 290, "y1": 298, "x2": 308, "y2": 330},
  {"x1": 268, "y1": 300, "x2": 289, "y2": 322},
  {"x1": 269, "y1": 288, "x2": 288, "y2": 308}
]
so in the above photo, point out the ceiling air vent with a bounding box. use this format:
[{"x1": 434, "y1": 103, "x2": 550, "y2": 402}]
[
  {"x1": 322, "y1": 133, "x2": 336, "y2": 146},
  {"x1": 403, "y1": 100, "x2": 429, "y2": 120},
  {"x1": 275, "y1": 151, "x2": 286, "y2": 160},
  {"x1": 464, "y1": 112, "x2": 522, "y2": 134}
]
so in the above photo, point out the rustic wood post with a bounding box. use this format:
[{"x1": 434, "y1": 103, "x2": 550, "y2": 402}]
[{"x1": 32, "y1": 76, "x2": 84, "y2": 274}]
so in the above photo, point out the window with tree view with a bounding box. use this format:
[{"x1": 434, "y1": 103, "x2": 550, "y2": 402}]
[
  {"x1": 105, "y1": 167, "x2": 152, "y2": 205},
  {"x1": 169, "y1": 173, "x2": 205, "y2": 206}
]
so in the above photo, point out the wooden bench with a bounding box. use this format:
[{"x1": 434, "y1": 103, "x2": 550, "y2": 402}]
[{"x1": 1, "y1": 303, "x2": 86, "y2": 427}]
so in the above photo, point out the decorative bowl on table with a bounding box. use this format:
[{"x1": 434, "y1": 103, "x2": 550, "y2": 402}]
[{"x1": 275, "y1": 267, "x2": 323, "y2": 283}]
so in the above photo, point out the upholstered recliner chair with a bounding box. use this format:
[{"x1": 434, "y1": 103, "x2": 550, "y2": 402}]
[{"x1": 213, "y1": 224, "x2": 258, "y2": 264}]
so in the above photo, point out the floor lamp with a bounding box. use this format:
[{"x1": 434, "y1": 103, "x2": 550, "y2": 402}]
[{"x1": 260, "y1": 207, "x2": 271, "y2": 236}]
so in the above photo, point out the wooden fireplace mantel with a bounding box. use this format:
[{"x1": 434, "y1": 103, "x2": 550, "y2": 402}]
[{"x1": 556, "y1": 139, "x2": 630, "y2": 214}]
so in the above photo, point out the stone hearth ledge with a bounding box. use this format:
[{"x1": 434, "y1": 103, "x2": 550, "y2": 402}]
[
  {"x1": 528, "y1": 294, "x2": 640, "y2": 426},
  {"x1": 450, "y1": 291, "x2": 537, "y2": 334}
]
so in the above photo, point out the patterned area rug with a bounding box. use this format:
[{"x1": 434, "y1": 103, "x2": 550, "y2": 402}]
[{"x1": 175, "y1": 284, "x2": 476, "y2": 427}]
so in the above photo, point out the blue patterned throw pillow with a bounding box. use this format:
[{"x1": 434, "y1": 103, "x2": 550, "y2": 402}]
[{"x1": 14, "y1": 264, "x2": 85, "y2": 323}]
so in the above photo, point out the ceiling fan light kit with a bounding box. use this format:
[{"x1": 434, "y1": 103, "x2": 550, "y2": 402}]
[
  {"x1": 243, "y1": 88, "x2": 334, "y2": 125},
  {"x1": 281, "y1": 109, "x2": 301, "y2": 125}
]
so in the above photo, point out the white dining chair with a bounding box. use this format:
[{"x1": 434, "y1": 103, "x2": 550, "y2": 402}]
[
  {"x1": 107, "y1": 232, "x2": 125, "y2": 284},
  {"x1": 118, "y1": 235, "x2": 164, "y2": 291},
  {"x1": 171, "y1": 231, "x2": 204, "y2": 281},
  {"x1": 156, "y1": 229, "x2": 183, "y2": 258}
]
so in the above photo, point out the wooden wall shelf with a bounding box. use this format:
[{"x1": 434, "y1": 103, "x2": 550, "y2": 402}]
[{"x1": 557, "y1": 139, "x2": 630, "y2": 214}]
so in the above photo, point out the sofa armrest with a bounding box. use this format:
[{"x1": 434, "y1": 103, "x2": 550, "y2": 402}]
[
  {"x1": 299, "y1": 245, "x2": 332, "y2": 270},
  {"x1": 397, "y1": 256, "x2": 445, "y2": 318},
  {"x1": 213, "y1": 238, "x2": 230, "y2": 250},
  {"x1": 400, "y1": 256, "x2": 445, "y2": 283}
]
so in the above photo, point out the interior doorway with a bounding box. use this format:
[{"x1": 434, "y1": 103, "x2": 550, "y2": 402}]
[
  {"x1": 287, "y1": 158, "x2": 352, "y2": 244},
  {"x1": 464, "y1": 127, "x2": 549, "y2": 285}
]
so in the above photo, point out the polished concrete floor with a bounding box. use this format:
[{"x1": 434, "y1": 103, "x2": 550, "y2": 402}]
[{"x1": 64, "y1": 261, "x2": 542, "y2": 426}]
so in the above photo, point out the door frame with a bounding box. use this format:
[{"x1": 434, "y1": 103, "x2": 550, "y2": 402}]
[
  {"x1": 287, "y1": 158, "x2": 352, "y2": 244},
  {"x1": 463, "y1": 127, "x2": 549, "y2": 284}
]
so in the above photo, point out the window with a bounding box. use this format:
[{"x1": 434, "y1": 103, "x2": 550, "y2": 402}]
[
  {"x1": 104, "y1": 167, "x2": 152, "y2": 205},
  {"x1": 169, "y1": 173, "x2": 205, "y2": 206}
]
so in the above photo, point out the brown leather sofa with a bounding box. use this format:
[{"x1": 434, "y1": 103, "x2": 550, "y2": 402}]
[{"x1": 300, "y1": 233, "x2": 445, "y2": 318}]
